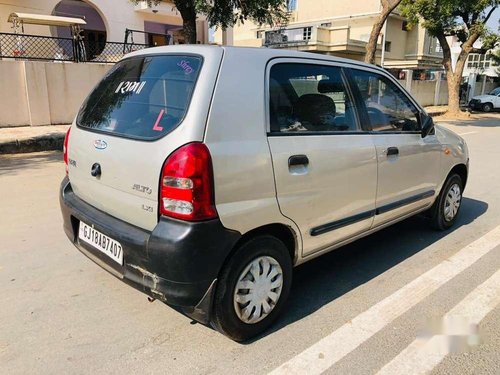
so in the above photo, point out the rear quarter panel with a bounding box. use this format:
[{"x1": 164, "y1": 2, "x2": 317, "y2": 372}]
[{"x1": 204, "y1": 49, "x2": 301, "y2": 256}]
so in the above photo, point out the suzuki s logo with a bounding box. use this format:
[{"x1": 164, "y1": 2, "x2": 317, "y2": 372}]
[{"x1": 93, "y1": 140, "x2": 107, "y2": 150}]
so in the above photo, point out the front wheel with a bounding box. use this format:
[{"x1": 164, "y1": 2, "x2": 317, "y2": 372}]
[
  {"x1": 482, "y1": 103, "x2": 493, "y2": 112},
  {"x1": 211, "y1": 235, "x2": 292, "y2": 342},
  {"x1": 430, "y1": 173, "x2": 463, "y2": 230}
]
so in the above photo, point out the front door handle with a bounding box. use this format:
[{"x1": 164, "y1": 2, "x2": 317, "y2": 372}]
[
  {"x1": 386, "y1": 147, "x2": 399, "y2": 156},
  {"x1": 288, "y1": 155, "x2": 309, "y2": 167}
]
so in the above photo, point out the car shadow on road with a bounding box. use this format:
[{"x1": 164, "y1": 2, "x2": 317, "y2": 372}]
[
  {"x1": 0, "y1": 151, "x2": 62, "y2": 176},
  {"x1": 438, "y1": 113, "x2": 500, "y2": 127},
  {"x1": 247, "y1": 196, "x2": 488, "y2": 343}
]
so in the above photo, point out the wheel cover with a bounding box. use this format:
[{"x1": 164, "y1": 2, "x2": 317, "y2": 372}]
[
  {"x1": 233, "y1": 256, "x2": 284, "y2": 324},
  {"x1": 444, "y1": 183, "x2": 461, "y2": 222}
]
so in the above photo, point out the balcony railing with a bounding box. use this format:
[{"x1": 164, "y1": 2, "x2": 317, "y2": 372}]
[
  {"x1": 264, "y1": 27, "x2": 312, "y2": 47},
  {"x1": 263, "y1": 25, "x2": 368, "y2": 52},
  {"x1": 0, "y1": 32, "x2": 148, "y2": 63}
]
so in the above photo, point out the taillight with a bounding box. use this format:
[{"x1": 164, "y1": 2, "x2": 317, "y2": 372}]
[
  {"x1": 63, "y1": 127, "x2": 71, "y2": 175},
  {"x1": 160, "y1": 142, "x2": 217, "y2": 221}
]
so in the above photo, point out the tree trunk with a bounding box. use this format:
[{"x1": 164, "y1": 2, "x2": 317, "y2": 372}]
[
  {"x1": 364, "y1": 15, "x2": 387, "y2": 64},
  {"x1": 364, "y1": 0, "x2": 401, "y2": 65},
  {"x1": 448, "y1": 51, "x2": 471, "y2": 114},
  {"x1": 436, "y1": 32, "x2": 479, "y2": 115},
  {"x1": 175, "y1": 0, "x2": 197, "y2": 44},
  {"x1": 446, "y1": 72, "x2": 462, "y2": 114}
]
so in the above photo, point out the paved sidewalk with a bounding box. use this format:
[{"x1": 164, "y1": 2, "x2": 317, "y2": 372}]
[
  {"x1": 424, "y1": 105, "x2": 448, "y2": 117},
  {"x1": 0, "y1": 125, "x2": 69, "y2": 154}
]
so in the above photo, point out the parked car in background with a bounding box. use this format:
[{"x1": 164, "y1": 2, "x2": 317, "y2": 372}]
[
  {"x1": 469, "y1": 87, "x2": 500, "y2": 112},
  {"x1": 60, "y1": 46, "x2": 469, "y2": 341}
]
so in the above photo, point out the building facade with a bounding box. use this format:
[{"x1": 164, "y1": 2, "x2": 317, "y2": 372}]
[
  {"x1": 464, "y1": 52, "x2": 498, "y2": 78},
  {"x1": 0, "y1": 0, "x2": 208, "y2": 45},
  {"x1": 215, "y1": 0, "x2": 443, "y2": 70},
  {"x1": 447, "y1": 36, "x2": 499, "y2": 79},
  {"x1": 445, "y1": 36, "x2": 499, "y2": 102}
]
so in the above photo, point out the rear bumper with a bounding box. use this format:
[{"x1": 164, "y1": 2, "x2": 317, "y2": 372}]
[{"x1": 59, "y1": 177, "x2": 241, "y2": 323}]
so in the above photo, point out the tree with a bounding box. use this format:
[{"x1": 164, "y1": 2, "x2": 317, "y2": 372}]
[
  {"x1": 131, "y1": 0, "x2": 289, "y2": 44},
  {"x1": 364, "y1": 0, "x2": 403, "y2": 65},
  {"x1": 400, "y1": 0, "x2": 499, "y2": 115}
]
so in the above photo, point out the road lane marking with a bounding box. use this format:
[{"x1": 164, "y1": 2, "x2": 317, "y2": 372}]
[
  {"x1": 269, "y1": 225, "x2": 500, "y2": 375},
  {"x1": 458, "y1": 131, "x2": 478, "y2": 135},
  {"x1": 377, "y1": 268, "x2": 500, "y2": 375}
]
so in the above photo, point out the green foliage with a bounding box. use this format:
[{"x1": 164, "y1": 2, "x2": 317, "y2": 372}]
[
  {"x1": 400, "y1": 0, "x2": 499, "y2": 42},
  {"x1": 480, "y1": 30, "x2": 500, "y2": 51},
  {"x1": 129, "y1": 0, "x2": 289, "y2": 29},
  {"x1": 211, "y1": 0, "x2": 289, "y2": 29}
]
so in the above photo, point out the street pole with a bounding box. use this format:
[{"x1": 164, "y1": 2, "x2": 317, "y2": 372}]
[{"x1": 380, "y1": 20, "x2": 387, "y2": 67}]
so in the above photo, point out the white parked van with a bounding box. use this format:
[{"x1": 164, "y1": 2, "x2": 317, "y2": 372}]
[{"x1": 60, "y1": 46, "x2": 469, "y2": 341}]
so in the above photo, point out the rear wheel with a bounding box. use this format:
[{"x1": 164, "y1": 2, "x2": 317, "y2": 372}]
[
  {"x1": 482, "y1": 103, "x2": 493, "y2": 112},
  {"x1": 211, "y1": 235, "x2": 292, "y2": 342},
  {"x1": 430, "y1": 173, "x2": 463, "y2": 230}
]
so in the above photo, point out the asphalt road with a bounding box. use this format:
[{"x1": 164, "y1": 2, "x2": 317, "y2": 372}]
[{"x1": 1, "y1": 113, "x2": 499, "y2": 375}]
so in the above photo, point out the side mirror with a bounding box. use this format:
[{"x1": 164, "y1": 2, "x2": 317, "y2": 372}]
[{"x1": 421, "y1": 114, "x2": 435, "y2": 138}]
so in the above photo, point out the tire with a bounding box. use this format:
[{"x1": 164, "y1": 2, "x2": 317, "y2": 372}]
[
  {"x1": 211, "y1": 235, "x2": 292, "y2": 342},
  {"x1": 482, "y1": 103, "x2": 493, "y2": 112},
  {"x1": 430, "y1": 173, "x2": 463, "y2": 230}
]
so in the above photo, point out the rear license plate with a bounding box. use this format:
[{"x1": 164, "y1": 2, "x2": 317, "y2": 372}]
[{"x1": 78, "y1": 221, "x2": 123, "y2": 265}]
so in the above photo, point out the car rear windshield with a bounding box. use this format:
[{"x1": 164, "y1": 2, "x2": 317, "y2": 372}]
[{"x1": 77, "y1": 55, "x2": 202, "y2": 140}]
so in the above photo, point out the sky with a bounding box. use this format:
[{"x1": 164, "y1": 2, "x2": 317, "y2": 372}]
[{"x1": 486, "y1": 7, "x2": 499, "y2": 31}]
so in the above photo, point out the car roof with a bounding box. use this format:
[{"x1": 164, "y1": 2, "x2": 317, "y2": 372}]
[{"x1": 124, "y1": 44, "x2": 383, "y2": 73}]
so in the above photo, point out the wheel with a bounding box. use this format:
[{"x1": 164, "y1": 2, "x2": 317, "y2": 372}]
[
  {"x1": 430, "y1": 173, "x2": 463, "y2": 230},
  {"x1": 211, "y1": 235, "x2": 292, "y2": 342},
  {"x1": 482, "y1": 103, "x2": 493, "y2": 112}
]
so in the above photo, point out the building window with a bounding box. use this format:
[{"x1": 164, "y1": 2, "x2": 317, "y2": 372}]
[
  {"x1": 467, "y1": 53, "x2": 493, "y2": 69},
  {"x1": 303, "y1": 27, "x2": 312, "y2": 41},
  {"x1": 402, "y1": 21, "x2": 408, "y2": 31},
  {"x1": 287, "y1": 0, "x2": 297, "y2": 11},
  {"x1": 256, "y1": 30, "x2": 263, "y2": 39},
  {"x1": 428, "y1": 38, "x2": 442, "y2": 54},
  {"x1": 435, "y1": 40, "x2": 443, "y2": 53},
  {"x1": 384, "y1": 41, "x2": 392, "y2": 52}
]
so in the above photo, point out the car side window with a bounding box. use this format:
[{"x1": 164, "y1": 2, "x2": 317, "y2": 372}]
[
  {"x1": 350, "y1": 69, "x2": 420, "y2": 132},
  {"x1": 269, "y1": 63, "x2": 359, "y2": 133}
]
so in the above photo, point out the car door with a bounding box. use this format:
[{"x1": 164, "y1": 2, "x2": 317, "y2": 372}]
[
  {"x1": 348, "y1": 68, "x2": 442, "y2": 227},
  {"x1": 494, "y1": 91, "x2": 500, "y2": 108},
  {"x1": 267, "y1": 61, "x2": 378, "y2": 257}
]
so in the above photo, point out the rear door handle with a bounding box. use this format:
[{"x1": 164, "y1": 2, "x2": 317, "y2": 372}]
[
  {"x1": 386, "y1": 147, "x2": 399, "y2": 156},
  {"x1": 288, "y1": 155, "x2": 309, "y2": 167}
]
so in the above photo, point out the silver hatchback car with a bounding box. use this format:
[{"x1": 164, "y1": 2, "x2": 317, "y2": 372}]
[{"x1": 60, "y1": 46, "x2": 469, "y2": 341}]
